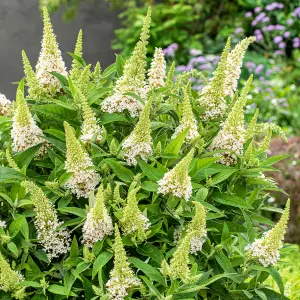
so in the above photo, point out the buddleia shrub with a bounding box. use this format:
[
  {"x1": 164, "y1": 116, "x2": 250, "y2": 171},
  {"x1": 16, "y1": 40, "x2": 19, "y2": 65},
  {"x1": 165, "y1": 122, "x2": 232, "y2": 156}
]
[{"x1": 0, "y1": 7, "x2": 293, "y2": 300}]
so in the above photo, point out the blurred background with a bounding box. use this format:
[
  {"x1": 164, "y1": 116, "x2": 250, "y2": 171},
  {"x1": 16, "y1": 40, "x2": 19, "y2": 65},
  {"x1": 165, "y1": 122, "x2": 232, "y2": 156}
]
[{"x1": 0, "y1": 0, "x2": 299, "y2": 294}]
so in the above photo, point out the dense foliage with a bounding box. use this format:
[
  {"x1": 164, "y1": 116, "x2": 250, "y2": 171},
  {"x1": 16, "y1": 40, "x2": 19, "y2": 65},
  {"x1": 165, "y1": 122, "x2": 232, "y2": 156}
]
[{"x1": 0, "y1": 7, "x2": 294, "y2": 300}]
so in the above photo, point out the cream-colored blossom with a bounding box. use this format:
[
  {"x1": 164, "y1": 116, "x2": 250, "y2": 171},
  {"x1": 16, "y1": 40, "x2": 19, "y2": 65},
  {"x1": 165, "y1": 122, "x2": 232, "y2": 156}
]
[
  {"x1": 82, "y1": 185, "x2": 113, "y2": 247},
  {"x1": 121, "y1": 188, "x2": 150, "y2": 242},
  {"x1": 158, "y1": 149, "x2": 194, "y2": 200},
  {"x1": 11, "y1": 91, "x2": 47, "y2": 154},
  {"x1": 106, "y1": 225, "x2": 140, "y2": 299},
  {"x1": 188, "y1": 202, "x2": 207, "y2": 253},
  {"x1": 0, "y1": 93, "x2": 11, "y2": 116},
  {"x1": 246, "y1": 199, "x2": 290, "y2": 267},
  {"x1": 101, "y1": 8, "x2": 151, "y2": 117},
  {"x1": 172, "y1": 85, "x2": 199, "y2": 141},
  {"x1": 22, "y1": 181, "x2": 71, "y2": 260},
  {"x1": 209, "y1": 75, "x2": 253, "y2": 165},
  {"x1": 224, "y1": 37, "x2": 256, "y2": 97},
  {"x1": 36, "y1": 8, "x2": 67, "y2": 96},
  {"x1": 148, "y1": 47, "x2": 166, "y2": 88},
  {"x1": 64, "y1": 122, "x2": 99, "y2": 198},
  {"x1": 198, "y1": 38, "x2": 231, "y2": 120},
  {"x1": 0, "y1": 253, "x2": 24, "y2": 293},
  {"x1": 122, "y1": 99, "x2": 152, "y2": 165}
]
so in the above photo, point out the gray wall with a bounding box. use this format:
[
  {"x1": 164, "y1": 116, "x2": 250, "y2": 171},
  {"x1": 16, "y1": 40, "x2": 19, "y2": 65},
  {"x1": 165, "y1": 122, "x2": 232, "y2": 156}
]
[{"x1": 0, "y1": 0, "x2": 119, "y2": 99}]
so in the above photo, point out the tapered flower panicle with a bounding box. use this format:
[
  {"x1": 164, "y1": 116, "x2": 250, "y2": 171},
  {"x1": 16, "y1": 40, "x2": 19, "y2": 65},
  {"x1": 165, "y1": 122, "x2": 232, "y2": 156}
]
[
  {"x1": 64, "y1": 122, "x2": 99, "y2": 198},
  {"x1": 0, "y1": 93, "x2": 11, "y2": 116},
  {"x1": 36, "y1": 8, "x2": 67, "y2": 96},
  {"x1": 209, "y1": 75, "x2": 253, "y2": 165},
  {"x1": 188, "y1": 202, "x2": 207, "y2": 253},
  {"x1": 0, "y1": 253, "x2": 24, "y2": 293},
  {"x1": 22, "y1": 50, "x2": 42, "y2": 99},
  {"x1": 158, "y1": 149, "x2": 194, "y2": 200},
  {"x1": 148, "y1": 47, "x2": 166, "y2": 88},
  {"x1": 246, "y1": 199, "x2": 290, "y2": 267},
  {"x1": 198, "y1": 38, "x2": 231, "y2": 120},
  {"x1": 166, "y1": 61, "x2": 175, "y2": 88},
  {"x1": 82, "y1": 185, "x2": 113, "y2": 247},
  {"x1": 22, "y1": 181, "x2": 71, "y2": 260},
  {"x1": 11, "y1": 91, "x2": 46, "y2": 154},
  {"x1": 101, "y1": 7, "x2": 151, "y2": 117},
  {"x1": 106, "y1": 225, "x2": 140, "y2": 299},
  {"x1": 6, "y1": 149, "x2": 20, "y2": 172},
  {"x1": 121, "y1": 188, "x2": 150, "y2": 242},
  {"x1": 225, "y1": 37, "x2": 256, "y2": 97},
  {"x1": 172, "y1": 85, "x2": 199, "y2": 141},
  {"x1": 70, "y1": 30, "x2": 83, "y2": 82},
  {"x1": 122, "y1": 99, "x2": 152, "y2": 165},
  {"x1": 245, "y1": 108, "x2": 259, "y2": 140},
  {"x1": 75, "y1": 86, "x2": 102, "y2": 143},
  {"x1": 168, "y1": 232, "x2": 194, "y2": 283}
]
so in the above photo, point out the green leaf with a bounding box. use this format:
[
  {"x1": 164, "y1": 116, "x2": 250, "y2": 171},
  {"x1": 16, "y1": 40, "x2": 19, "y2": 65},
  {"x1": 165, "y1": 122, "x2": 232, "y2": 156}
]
[
  {"x1": 70, "y1": 236, "x2": 79, "y2": 258},
  {"x1": 141, "y1": 181, "x2": 159, "y2": 192},
  {"x1": 129, "y1": 257, "x2": 165, "y2": 285},
  {"x1": 210, "y1": 169, "x2": 237, "y2": 185},
  {"x1": 50, "y1": 72, "x2": 69, "y2": 88},
  {"x1": 190, "y1": 157, "x2": 219, "y2": 177},
  {"x1": 163, "y1": 127, "x2": 188, "y2": 156},
  {"x1": 115, "y1": 54, "x2": 125, "y2": 77},
  {"x1": 212, "y1": 192, "x2": 252, "y2": 209},
  {"x1": 261, "y1": 154, "x2": 289, "y2": 167},
  {"x1": 195, "y1": 187, "x2": 209, "y2": 202},
  {"x1": 268, "y1": 267, "x2": 284, "y2": 298},
  {"x1": 44, "y1": 129, "x2": 66, "y2": 142},
  {"x1": 137, "y1": 159, "x2": 165, "y2": 181},
  {"x1": 105, "y1": 159, "x2": 134, "y2": 183},
  {"x1": 67, "y1": 52, "x2": 87, "y2": 67},
  {"x1": 101, "y1": 63, "x2": 116, "y2": 79},
  {"x1": 92, "y1": 251, "x2": 113, "y2": 279},
  {"x1": 7, "y1": 242, "x2": 18, "y2": 256},
  {"x1": 14, "y1": 144, "x2": 42, "y2": 168},
  {"x1": 48, "y1": 285, "x2": 76, "y2": 296},
  {"x1": 137, "y1": 244, "x2": 164, "y2": 264},
  {"x1": 101, "y1": 113, "x2": 130, "y2": 124},
  {"x1": 58, "y1": 207, "x2": 87, "y2": 218},
  {"x1": 9, "y1": 216, "x2": 26, "y2": 239},
  {"x1": 64, "y1": 272, "x2": 76, "y2": 297},
  {"x1": 0, "y1": 167, "x2": 26, "y2": 183},
  {"x1": 243, "y1": 212, "x2": 255, "y2": 243}
]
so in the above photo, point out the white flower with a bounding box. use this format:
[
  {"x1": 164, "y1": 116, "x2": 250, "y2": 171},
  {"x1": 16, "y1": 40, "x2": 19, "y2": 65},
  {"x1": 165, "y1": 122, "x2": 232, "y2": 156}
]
[
  {"x1": 0, "y1": 94, "x2": 11, "y2": 116},
  {"x1": 148, "y1": 47, "x2": 166, "y2": 88},
  {"x1": 0, "y1": 221, "x2": 6, "y2": 229}
]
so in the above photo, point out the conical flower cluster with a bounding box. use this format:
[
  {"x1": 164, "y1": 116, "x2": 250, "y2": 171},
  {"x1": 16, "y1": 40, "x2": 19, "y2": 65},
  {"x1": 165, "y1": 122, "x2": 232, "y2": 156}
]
[
  {"x1": 158, "y1": 149, "x2": 194, "y2": 201},
  {"x1": 22, "y1": 50, "x2": 42, "y2": 99},
  {"x1": 101, "y1": 7, "x2": 151, "y2": 117},
  {"x1": 198, "y1": 38, "x2": 231, "y2": 120},
  {"x1": 148, "y1": 47, "x2": 166, "y2": 88},
  {"x1": 0, "y1": 93, "x2": 11, "y2": 116},
  {"x1": 36, "y1": 8, "x2": 67, "y2": 96},
  {"x1": 209, "y1": 75, "x2": 253, "y2": 165},
  {"x1": 162, "y1": 232, "x2": 194, "y2": 283},
  {"x1": 82, "y1": 185, "x2": 113, "y2": 247},
  {"x1": 0, "y1": 253, "x2": 24, "y2": 293},
  {"x1": 70, "y1": 29, "x2": 83, "y2": 81},
  {"x1": 245, "y1": 108, "x2": 259, "y2": 140},
  {"x1": 172, "y1": 85, "x2": 199, "y2": 141},
  {"x1": 75, "y1": 86, "x2": 102, "y2": 143},
  {"x1": 11, "y1": 91, "x2": 47, "y2": 154},
  {"x1": 188, "y1": 202, "x2": 207, "y2": 253},
  {"x1": 121, "y1": 188, "x2": 151, "y2": 242},
  {"x1": 122, "y1": 99, "x2": 152, "y2": 165},
  {"x1": 64, "y1": 122, "x2": 99, "y2": 198},
  {"x1": 246, "y1": 199, "x2": 290, "y2": 267},
  {"x1": 106, "y1": 225, "x2": 140, "y2": 299},
  {"x1": 22, "y1": 181, "x2": 71, "y2": 260},
  {"x1": 224, "y1": 37, "x2": 256, "y2": 97}
]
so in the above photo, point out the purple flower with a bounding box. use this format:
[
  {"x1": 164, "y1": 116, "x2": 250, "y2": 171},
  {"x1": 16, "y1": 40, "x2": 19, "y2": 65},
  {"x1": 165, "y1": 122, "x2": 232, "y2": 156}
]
[
  {"x1": 273, "y1": 36, "x2": 283, "y2": 43},
  {"x1": 163, "y1": 43, "x2": 178, "y2": 57},
  {"x1": 274, "y1": 50, "x2": 284, "y2": 55},
  {"x1": 292, "y1": 7, "x2": 300, "y2": 17},
  {"x1": 262, "y1": 16, "x2": 270, "y2": 23},
  {"x1": 245, "y1": 61, "x2": 256, "y2": 69},
  {"x1": 245, "y1": 11, "x2": 253, "y2": 18},
  {"x1": 287, "y1": 19, "x2": 293, "y2": 25},
  {"x1": 234, "y1": 27, "x2": 243, "y2": 34},
  {"x1": 274, "y1": 24, "x2": 285, "y2": 30},
  {"x1": 283, "y1": 31, "x2": 290, "y2": 38},
  {"x1": 266, "y1": 2, "x2": 284, "y2": 11},
  {"x1": 293, "y1": 37, "x2": 300, "y2": 48},
  {"x1": 189, "y1": 49, "x2": 202, "y2": 56},
  {"x1": 255, "y1": 64, "x2": 264, "y2": 74},
  {"x1": 194, "y1": 56, "x2": 207, "y2": 63},
  {"x1": 175, "y1": 65, "x2": 189, "y2": 72},
  {"x1": 251, "y1": 20, "x2": 258, "y2": 26},
  {"x1": 266, "y1": 25, "x2": 276, "y2": 31},
  {"x1": 254, "y1": 7, "x2": 262, "y2": 13},
  {"x1": 278, "y1": 42, "x2": 286, "y2": 49},
  {"x1": 199, "y1": 64, "x2": 212, "y2": 70},
  {"x1": 266, "y1": 69, "x2": 273, "y2": 76},
  {"x1": 256, "y1": 34, "x2": 264, "y2": 41}
]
